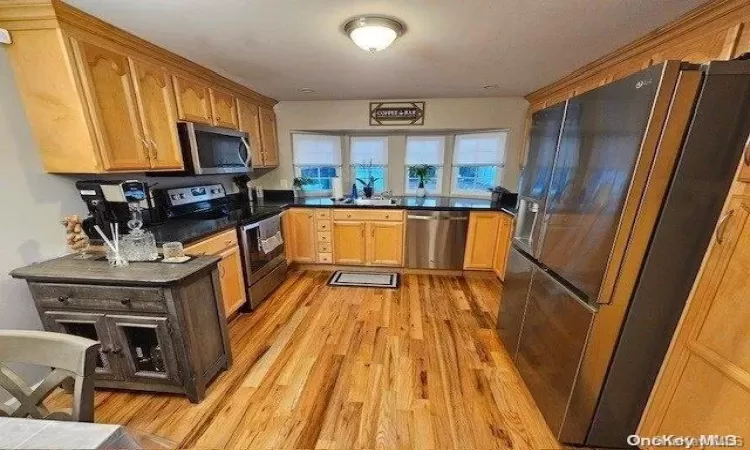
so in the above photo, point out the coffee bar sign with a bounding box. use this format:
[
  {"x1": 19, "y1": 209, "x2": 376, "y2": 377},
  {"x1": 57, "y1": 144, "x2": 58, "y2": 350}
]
[{"x1": 369, "y1": 101, "x2": 425, "y2": 126}]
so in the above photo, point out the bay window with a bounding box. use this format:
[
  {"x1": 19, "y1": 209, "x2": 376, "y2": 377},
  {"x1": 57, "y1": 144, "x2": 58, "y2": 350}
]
[
  {"x1": 292, "y1": 133, "x2": 342, "y2": 193},
  {"x1": 451, "y1": 131, "x2": 506, "y2": 196},
  {"x1": 405, "y1": 136, "x2": 445, "y2": 194}
]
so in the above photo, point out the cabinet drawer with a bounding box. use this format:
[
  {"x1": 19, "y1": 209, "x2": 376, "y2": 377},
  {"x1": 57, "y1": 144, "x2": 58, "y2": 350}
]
[
  {"x1": 318, "y1": 242, "x2": 332, "y2": 253},
  {"x1": 185, "y1": 229, "x2": 237, "y2": 256},
  {"x1": 316, "y1": 220, "x2": 332, "y2": 232},
  {"x1": 29, "y1": 282, "x2": 166, "y2": 313},
  {"x1": 315, "y1": 209, "x2": 331, "y2": 220},
  {"x1": 317, "y1": 253, "x2": 333, "y2": 264},
  {"x1": 333, "y1": 209, "x2": 403, "y2": 222},
  {"x1": 317, "y1": 231, "x2": 332, "y2": 243}
]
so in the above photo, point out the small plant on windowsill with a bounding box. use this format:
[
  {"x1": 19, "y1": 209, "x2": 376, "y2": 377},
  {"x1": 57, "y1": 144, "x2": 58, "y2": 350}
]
[
  {"x1": 410, "y1": 164, "x2": 433, "y2": 198},
  {"x1": 292, "y1": 176, "x2": 313, "y2": 198},
  {"x1": 355, "y1": 159, "x2": 379, "y2": 199}
]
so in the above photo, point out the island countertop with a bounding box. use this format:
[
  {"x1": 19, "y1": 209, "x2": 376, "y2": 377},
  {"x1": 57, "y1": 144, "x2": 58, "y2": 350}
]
[{"x1": 10, "y1": 253, "x2": 221, "y2": 286}]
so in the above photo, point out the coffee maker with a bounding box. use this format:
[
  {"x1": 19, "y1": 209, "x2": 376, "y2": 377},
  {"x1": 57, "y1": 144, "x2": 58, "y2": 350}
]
[{"x1": 76, "y1": 180, "x2": 156, "y2": 239}]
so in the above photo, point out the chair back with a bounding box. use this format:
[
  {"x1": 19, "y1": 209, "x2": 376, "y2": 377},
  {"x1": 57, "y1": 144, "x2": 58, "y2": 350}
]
[{"x1": 0, "y1": 330, "x2": 100, "y2": 422}]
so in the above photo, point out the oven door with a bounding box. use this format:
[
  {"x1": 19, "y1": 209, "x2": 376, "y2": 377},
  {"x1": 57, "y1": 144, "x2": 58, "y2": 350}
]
[
  {"x1": 240, "y1": 214, "x2": 285, "y2": 285},
  {"x1": 178, "y1": 122, "x2": 252, "y2": 174}
]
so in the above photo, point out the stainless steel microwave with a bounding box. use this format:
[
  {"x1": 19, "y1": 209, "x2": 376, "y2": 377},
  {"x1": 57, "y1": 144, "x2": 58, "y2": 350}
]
[{"x1": 176, "y1": 122, "x2": 252, "y2": 175}]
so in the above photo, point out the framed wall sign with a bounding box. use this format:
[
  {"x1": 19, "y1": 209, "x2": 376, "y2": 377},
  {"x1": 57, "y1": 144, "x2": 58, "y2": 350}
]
[{"x1": 369, "y1": 101, "x2": 425, "y2": 126}]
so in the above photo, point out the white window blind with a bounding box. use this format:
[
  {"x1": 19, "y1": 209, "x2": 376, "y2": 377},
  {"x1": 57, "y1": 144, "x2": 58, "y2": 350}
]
[
  {"x1": 405, "y1": 136, "x2": 445, "y2": 165},
  {"x1": 350, "y1": 136, "x2": 388, "y2": 165},
  {"x1": 453, "y1": 132, "x2": 506, "y2": 165},
  {"x1": 292, "y1": 133, "x2": 342, "y2": 165}
]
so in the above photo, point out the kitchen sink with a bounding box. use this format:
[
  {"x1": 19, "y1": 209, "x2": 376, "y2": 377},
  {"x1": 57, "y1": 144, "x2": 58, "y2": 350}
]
[{"x1": 353, "y1": 198, "x2": 399, "y2": 206}]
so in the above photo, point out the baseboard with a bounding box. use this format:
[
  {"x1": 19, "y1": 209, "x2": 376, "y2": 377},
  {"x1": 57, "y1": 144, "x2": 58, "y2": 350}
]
[{"x1": 292, "y1": 262, "x2": 495, "y2": 278}]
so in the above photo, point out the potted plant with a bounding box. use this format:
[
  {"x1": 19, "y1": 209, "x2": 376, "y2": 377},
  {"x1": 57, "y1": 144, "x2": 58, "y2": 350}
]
[
  {"x1": 292, "y1": 176, "x2": 313, "y2": 198},
  {"x1": 355, "y1": 160, "x2": 379, "y2": 199},
  {"x1": 410, "y1": 164, "x2": 433, "y2": 198}
]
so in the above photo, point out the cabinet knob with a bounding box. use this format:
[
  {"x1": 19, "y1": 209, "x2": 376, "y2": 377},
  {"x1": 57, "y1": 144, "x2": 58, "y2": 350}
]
[
  {"x1": 225, "y1": 239, "x2": 233, "y2": 245},
  {"x1": 101, "y1": 347, "x2": 111, "y2": 354},
  {"x1": 347, "y1": 214, "x2": 352, "y2": 218},
  {"x1": 57, "y1": 295, "x2": 69, "y2": 303},
  {"x1": 385, "y1": 215, "x2": 390, "y2": 219},
  {"x1": 217, "y1": 116, "x2": 222, "y2": 121},
  {"x1": 120, "y1": 298, "x2": 132, "y2": 306}
]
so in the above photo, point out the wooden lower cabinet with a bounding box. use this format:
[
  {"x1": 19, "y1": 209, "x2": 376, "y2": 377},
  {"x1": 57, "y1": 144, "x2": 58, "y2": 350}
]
[
  {"x1": 639, "y1": 195, "x2": 750, "y2": 439},
  {"x1": 492, "y1": 214, "x2": 513, "y2": 280},
  {"x1": 367, "y1": 221, "x2": 404, "y2": 267},
  {"x1": 185, "y1": 229, "x2": 246, "y2": 317},
  {"x1": 285, "y1": 209, "x2": 317, "y2": 263},
  {"x1": 333, "y1": 221, "x2": 367, "y2": 265},
  {"x1": 464, "y1": 212, "x2": 502, "y2": 270},
  {"x1": 740, "y1": 146, "x2": 750, "y2": 183}
]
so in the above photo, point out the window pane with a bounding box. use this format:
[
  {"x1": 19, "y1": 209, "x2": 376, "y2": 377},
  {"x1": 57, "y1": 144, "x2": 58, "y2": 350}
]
[
  {"x1": 296, "y1": 165, "x2": 337, "y2": 192},
  {"x1": 320, "y1": 167, "x2": 337, "y2": 177},
  {"x1": 353, "y1": 165, "x2": 386, "y2": 193},
  {"x1": 301, "y1": 167, "x2": 318, "y2": 178},
  {"x1": 452, "y1": 165, "x2": 498, "y2": 194},
  {"x1": 459, "y1": 166, "x2": 477, "y2": 177},
  {"x1": 292, "y1": 134, "x2": 342, "y2": 165}
]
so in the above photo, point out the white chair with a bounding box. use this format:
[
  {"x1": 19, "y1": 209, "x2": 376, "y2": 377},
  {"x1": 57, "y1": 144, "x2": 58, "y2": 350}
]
[{"x1": 0, "y1": 330, "x2": 100, "y2": 422}]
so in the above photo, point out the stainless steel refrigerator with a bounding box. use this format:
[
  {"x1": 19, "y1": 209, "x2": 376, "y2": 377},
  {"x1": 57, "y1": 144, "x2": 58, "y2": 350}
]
[{"x1": 499, "y1": 59, "x2": 750, "y2": 448}]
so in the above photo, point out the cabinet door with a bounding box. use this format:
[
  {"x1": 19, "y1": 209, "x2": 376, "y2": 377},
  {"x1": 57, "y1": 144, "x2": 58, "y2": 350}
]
[
  {"x1": 173, "y1": 75, "x2": 212, "y2": 124},
  {"x1": 259, "y1": 106, "x2": 279, "y2": 167},
  {"x1": 237, "y1": 98, "x2": 264, "y2": 168},
  {"x1": 333, "y1": 221, "x2": 367, "y2": 265},
  {"x1": 287, "y1": 209, "x2": 316, "y2": 263},
  {"x1": 367, "y1": 221, "x2": 404, "y2": 267},
  {"x1": 209, "y1": 88, "x2": 239, "y2": 129},
  {"x1": 105, "y1": 314, "x2": 181, "y2": 385},
  {"x1": 218, "y1": 245, "x2": 247, "y2": 317},
  {"x1": 740, "y1": 144, "x2": 750, "y2": 183},
  {"x1": 129, "y1": 59, "x2": 183, "y2": 170},
  {"x1": 43, "y1": 311, "x2": 123, "y2": 381},
  {"x1": 73, "y1": 40, "x2": 149, "y2": 171},
  {"x1": 492, "y1": 214, "x2": 513, "y2": 280},
  {"x1": 640, "y1": 197, "x2": 750, "y2": 438},
  {"x1": 463, "y1": 212, "x2": 501, "y2": 270}
]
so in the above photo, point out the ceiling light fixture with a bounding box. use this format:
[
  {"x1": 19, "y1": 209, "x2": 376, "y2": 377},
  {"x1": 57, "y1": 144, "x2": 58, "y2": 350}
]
[
  {"x1": 344, "y1": 15, "x2": 405, "y2": 52},
  {"x1": 298, "y1": 87, "x2": 315, "y2": 94}
]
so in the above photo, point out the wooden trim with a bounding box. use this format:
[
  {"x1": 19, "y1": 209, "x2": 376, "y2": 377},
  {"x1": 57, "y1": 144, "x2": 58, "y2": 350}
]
[
  {"x1": 0, "y1": 0, "x2": 277, "y2": 107},
  {"x1": 525, "y1": 0, "x2": 750, "y2": 103},
  {"x1": 292, "y1": 262, "x2": 491, "y2": 278}
]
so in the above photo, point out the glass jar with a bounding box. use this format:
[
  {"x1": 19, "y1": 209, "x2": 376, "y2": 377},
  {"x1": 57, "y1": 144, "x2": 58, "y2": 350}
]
[{"x1": 121, "y1": 230, "x2": 158, "y2": 261}]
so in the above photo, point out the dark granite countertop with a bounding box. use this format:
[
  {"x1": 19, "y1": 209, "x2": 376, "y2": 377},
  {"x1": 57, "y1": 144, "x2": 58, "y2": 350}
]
[
  {"x1": 10, "y1": 253, "x2": 221, "y2": 286},
  {"x1": 95, "y1": 196, "x2": 515, "y2": 247}
]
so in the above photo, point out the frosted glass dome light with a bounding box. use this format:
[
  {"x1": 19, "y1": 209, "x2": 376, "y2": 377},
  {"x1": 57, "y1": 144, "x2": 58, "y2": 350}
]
[{"x1": 344, "y1": 16, "x2": 405, "y2": 52}]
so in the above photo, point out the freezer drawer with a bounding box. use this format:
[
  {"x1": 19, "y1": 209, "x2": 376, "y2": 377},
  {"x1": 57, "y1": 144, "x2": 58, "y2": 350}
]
[
  {"x1": 515, "y1": 267, "x2": 595, "y2": 438},
  {"x1": 497, "y1": 246, "x2": 534, "y2": 359}
]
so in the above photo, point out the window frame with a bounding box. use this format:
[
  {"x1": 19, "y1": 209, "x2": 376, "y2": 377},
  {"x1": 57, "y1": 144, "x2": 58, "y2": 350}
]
[
  {"x1": 291, "y1": 132, "x2": 343, "y2": 196},
  {"x1": 450, "y1": 131, "x2": 507, "y2": 197},
  {"x1": 348, "y1": 135, "x2": 389, "y2": 194},
  {"x1": 404, "y1": 135, "x2": 446, "y2": 195}
]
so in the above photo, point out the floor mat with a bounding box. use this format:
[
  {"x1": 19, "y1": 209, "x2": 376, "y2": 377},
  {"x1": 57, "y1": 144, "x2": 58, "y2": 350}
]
[{"x1": 327, "y1": 271, "x2": 400, "y2": 288}]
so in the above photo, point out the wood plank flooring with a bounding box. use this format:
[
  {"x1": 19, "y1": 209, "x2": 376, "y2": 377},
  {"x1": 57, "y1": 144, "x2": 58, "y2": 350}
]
[{"x1": 47, "y1": 269, "x2": 560, "y2": 449}]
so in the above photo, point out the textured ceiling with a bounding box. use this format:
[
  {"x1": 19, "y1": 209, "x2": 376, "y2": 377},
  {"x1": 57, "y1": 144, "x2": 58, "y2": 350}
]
[{"x1": 65, "y1": 0, "x2": 708, "y2": 101}]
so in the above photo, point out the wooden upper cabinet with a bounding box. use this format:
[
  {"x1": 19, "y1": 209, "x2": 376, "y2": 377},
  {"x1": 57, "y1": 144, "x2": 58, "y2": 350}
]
[
  {"x1": 173, "y1": 75, "x2": 212, "y2": 124},
  {"x1": 640, "y1": 196, "x2": 750, "y2": 438},
  {"x1": 209, "y1": 88, "x2": 239, "y2": 129},
  {"x1": 73, "y1": 39, "x2": 149, "y2": 171},
  {"x1": 367, "y1": 221, "x2": 404, "y2": 267},
  {"x1": 129, "y1": 59, "x2": 183, "y2": 170},
  {"x1": 286, "y1": 209, "x2": 316, "y2": 263},
  {"x1": 464, "y1": 212, "x2": 501, "y2": 270},
  {"x1": 237, "y1": 98, "x2": 264, "y2": 168},
  {"x1": 333, "y1": 221, "x2": 367, "y2": 265},
  {"x1": 259, "y1": 106, "x2": 279, "y2": 168}
]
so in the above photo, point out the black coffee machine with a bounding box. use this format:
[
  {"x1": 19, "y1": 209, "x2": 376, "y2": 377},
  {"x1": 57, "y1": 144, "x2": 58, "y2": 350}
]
[{"x1": 76, "y1": 180, "x2": 158, "y2": 239}]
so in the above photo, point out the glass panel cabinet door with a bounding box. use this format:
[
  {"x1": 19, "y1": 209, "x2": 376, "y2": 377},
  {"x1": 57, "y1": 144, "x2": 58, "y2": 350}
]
[
  {"x1": 43, "y1": 311, "x2": 123, "y2": 380},
  {"x1": 105, "y1": 315, "x2": 181, "y2": 385}
]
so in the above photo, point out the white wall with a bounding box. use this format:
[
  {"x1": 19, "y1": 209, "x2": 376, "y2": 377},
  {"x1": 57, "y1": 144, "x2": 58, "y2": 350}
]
[{"x1": 254, "y1": 97, "x2": 528, "y2": 194}]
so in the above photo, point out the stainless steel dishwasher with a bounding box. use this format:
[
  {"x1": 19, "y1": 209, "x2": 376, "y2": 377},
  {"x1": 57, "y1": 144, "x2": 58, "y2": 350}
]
[{"x1": 406, "y1": 210, "x2": 469, "y2": 269}]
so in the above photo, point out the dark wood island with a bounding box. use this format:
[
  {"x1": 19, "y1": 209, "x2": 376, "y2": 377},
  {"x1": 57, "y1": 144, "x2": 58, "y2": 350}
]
[{"x1": 10, "y1": 254, "x2": 232, "y2": 403}]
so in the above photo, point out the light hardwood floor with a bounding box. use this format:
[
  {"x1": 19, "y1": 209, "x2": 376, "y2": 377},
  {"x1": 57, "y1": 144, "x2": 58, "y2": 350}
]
[{"x1": 47, "y1": 269, "x2": 560, "y2": 449}]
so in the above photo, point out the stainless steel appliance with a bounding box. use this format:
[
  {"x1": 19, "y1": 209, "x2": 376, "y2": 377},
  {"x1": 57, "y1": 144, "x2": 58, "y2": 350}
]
[
  {"x1": 240, "y1": 213, "x2": 287, "y2": 309},
  {"x1": 406, "y1": 211, "x2": 469, "y2": 269},
  {"x1": 176, "y1": 122, "x2": 252, "y2": 175},
  {"x1": 500, "y1": 59, "x2": 750, "y2": 448}
]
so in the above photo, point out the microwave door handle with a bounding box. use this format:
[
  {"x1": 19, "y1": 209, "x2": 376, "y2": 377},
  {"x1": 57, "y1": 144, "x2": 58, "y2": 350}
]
[{"x1": 240, "y1": 137, "x2": 252, "y2": 167}]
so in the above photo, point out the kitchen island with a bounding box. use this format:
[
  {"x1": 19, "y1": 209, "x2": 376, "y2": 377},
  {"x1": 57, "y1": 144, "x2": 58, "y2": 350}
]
[{"x1": 10, "y1": 254, "x2": 231, "y2": 403}]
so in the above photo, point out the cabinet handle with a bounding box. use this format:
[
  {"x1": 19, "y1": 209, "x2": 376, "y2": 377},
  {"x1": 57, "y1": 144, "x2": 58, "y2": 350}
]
[
  {"x1": 217, "y1": 116, "x2": 222, "y2": 122},
  {"x1": 149, "y1": 139, "x2": 158, "y2": 160},
  {"x1": 219, "y1": 265, "x2": 226, "y2": 277},
  {"x1": 111, "y1": 346, "x2": 122, "y2": 354},
  {"x1": 716, "y1": 210, "x2": 735, "y2": 244},
  {"x1": 361, "y1": 227, "x2": 365, "y2": 238},
  {"x1": 225, "y1": 239, "x2": 233, "y2": 245},
  {"x1": 57, "y1": 295, "x2": 69, "y2": 303},
  {"x1": 347, "y1": 214, "x2": 352, "y2": 218},
  {"x1": 371, "y1": 227, "x2": 375, "y2": 237},
  {"x1": 120, "y1": 298, "x2": 132, "y2": 306},
  {"x1": 101, "y1": 347, "x2": 111, "y2": 354},
  {"x1": 385, "y1": 214, "x2": 390, "y2": 219}
]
